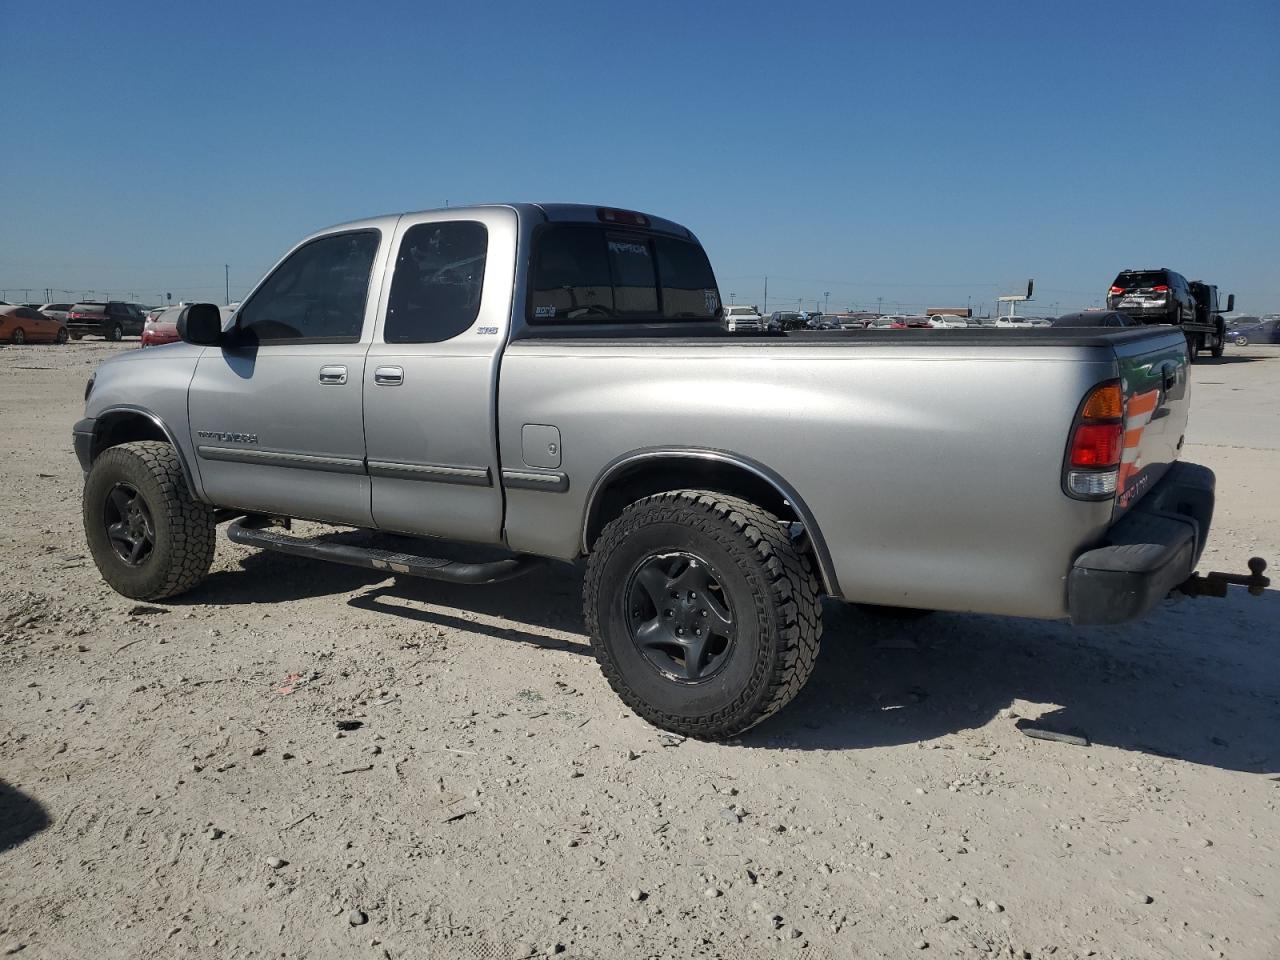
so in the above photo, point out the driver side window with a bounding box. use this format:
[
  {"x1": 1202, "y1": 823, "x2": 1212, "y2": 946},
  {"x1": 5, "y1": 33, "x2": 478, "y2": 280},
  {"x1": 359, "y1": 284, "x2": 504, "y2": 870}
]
[{"x1": 237, "y1": 230, "x2": 380, "y2": 344}]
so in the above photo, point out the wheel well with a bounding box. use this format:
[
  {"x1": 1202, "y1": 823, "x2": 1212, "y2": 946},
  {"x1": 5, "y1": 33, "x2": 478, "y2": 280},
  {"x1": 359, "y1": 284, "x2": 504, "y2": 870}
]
[
  {"x1": 583, "y1": 454, "x2": 837, "y2": 595},
  {"x1": 92, "y1": 412, "x2": 168, "y2": 460}
]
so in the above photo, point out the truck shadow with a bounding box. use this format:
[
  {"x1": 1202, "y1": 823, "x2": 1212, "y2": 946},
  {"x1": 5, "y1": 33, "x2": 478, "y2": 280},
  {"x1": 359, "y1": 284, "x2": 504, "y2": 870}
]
[
  {"x1": 180, "y1": 546, "x2": 1278, "y2": 774},
  {"x1": 751, "y1": 591, "x2": 1280, "y2": 774},
  {"x1": 0, "y1": 780, "x2": 50, "y2": 854}
]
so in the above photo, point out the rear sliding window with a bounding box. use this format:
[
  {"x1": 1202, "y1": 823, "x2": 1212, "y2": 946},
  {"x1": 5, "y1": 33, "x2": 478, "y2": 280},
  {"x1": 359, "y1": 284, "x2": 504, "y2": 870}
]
[{"x1": 529, "y1": 225, "x2": 719, "y2": 323}]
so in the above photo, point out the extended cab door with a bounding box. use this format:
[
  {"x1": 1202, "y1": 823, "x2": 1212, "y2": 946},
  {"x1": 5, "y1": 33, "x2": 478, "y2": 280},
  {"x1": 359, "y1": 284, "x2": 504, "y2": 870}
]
[
  {"x1": 362, "y1": 207, "x2": 517, "y2": 544},
  {"x1": 187, "y1": 227, "x2": 391, "y2": 525}
]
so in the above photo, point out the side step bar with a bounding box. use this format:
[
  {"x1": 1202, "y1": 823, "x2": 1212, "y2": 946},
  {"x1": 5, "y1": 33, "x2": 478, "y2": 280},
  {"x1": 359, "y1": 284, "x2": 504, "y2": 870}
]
[{"x1": 226, "y1": 517, "x2": 543, "y2": 585}]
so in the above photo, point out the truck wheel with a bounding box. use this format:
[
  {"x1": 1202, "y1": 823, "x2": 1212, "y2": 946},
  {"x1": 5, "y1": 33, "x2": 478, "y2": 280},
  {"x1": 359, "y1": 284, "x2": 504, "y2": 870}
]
[
  {"x1": 1211, "y1": 333, "x2": 1225, "y2": 358},
  {"x1": 1185, "y1": 333, "x2": 1198, "y2": 363},
  {"x1": 584, "y1": 490, "x2": 822, "y2": 740},
  {"x1": 83, "y1": 441, "x2": 216, "y2": 600}
]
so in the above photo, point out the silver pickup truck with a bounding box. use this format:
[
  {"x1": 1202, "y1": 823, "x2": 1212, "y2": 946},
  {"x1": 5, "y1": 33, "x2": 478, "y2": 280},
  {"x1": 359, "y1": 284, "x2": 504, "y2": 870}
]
[{"x1": 73, "y1": 203, "x2": 1266, "y2": 738}]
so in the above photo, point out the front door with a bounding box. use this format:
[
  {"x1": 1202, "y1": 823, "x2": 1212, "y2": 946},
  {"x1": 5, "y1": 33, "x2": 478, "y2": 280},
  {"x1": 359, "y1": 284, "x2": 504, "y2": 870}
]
[
  {"x1": 363, "y1": 208, "x2": 516, "y2": 544},
  {"x1": 188, "y1": 228, "x2": 389, "y2": 525}
]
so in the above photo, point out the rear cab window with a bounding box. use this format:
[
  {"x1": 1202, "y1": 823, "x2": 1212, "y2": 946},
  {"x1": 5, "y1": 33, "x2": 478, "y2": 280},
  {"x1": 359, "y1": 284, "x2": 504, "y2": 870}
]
[
  {"x1": 384, "y1": 221, "x2": 488, "y2": 343},
  {"x1": 529, "y1": 224, "x2": 720, "y2": 324}
]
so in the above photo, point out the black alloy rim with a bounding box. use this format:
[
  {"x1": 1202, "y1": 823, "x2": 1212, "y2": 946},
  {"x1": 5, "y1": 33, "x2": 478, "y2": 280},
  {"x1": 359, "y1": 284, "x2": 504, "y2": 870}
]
[
  {"x1": 625, "y1": 551, "x2": 736, "y2": 683},
  {"x1": 104, "y1": 482, "x2": 156, "y2": 566}
]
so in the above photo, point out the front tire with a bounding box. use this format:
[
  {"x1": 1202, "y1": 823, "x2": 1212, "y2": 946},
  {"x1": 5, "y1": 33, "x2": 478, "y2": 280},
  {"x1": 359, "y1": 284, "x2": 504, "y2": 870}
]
[
  {"x1": 83, "y1": 441, "x2": 216, "y2": 600},
  {"x1": 107, "y1": 323, "x2": 124, "y2": 342},
  {"x1": 584, "y1": 490, "x2": 822, "y2": 740},
  {"x1": 11, "y1": 328, "x2": 25, "y2": 345},
  {"x1": 56, "y1": 327, "x2": 69, "y2": 344},
  {"x1": 1235, "y1": 335, "x2": 1248, "y2": 346}
]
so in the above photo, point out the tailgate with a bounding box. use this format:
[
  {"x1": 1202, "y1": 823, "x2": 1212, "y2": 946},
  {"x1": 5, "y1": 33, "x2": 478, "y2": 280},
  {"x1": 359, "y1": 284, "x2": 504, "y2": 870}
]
[{"x1": 1113, "y1": 330, "x2": 1190, "y2": 515}]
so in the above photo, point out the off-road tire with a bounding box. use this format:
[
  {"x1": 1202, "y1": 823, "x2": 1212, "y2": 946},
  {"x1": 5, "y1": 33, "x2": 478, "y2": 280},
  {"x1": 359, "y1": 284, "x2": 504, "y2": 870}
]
[
  {"x1": 83, "y1": 441, "x2": 216, "y2": 600},
  {"x1": 584, "y1": 490, "x2": 822, "y2": 740},
  {"x1": 11, "y1": 328, "x2": 25, "y2": 345}
]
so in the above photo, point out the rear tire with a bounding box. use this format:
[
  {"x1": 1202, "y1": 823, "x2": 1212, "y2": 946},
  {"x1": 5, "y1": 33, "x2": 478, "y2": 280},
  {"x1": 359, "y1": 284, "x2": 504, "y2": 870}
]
[
  {"x1": 56, "y1": 327, "x2": 69, "y2": 345},
  {"x1": 83, "y1": 441, "x2": 216, "y2": 600},
  {"x1": 71, "y1": 331, "x2": 83, "y2": 340},
  {"x1": 11, "y1": 328, "x2": 25, "y2": 345},
  {"x1": 1235, "y1": 335, "x2": 1248, "y2": 346},
  {"x1": 584, "y1": 490, "x2": 822, "y2": 740},
  {"x1": 108, "y1": 323, "x2": 124, "y2": 342},
  {"x1": 1185, "y1": 333, "x2": 1198, "y2": 363}
]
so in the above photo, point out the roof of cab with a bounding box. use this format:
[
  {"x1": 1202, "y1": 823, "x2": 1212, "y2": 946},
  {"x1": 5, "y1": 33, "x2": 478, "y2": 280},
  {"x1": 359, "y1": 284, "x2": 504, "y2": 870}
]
[{"x1": 316, "y1": 203, "x2": 696, "y2": 241}]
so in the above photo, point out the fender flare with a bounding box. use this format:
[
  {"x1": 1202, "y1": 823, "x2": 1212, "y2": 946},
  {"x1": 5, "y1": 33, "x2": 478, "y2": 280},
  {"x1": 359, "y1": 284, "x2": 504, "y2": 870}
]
[
  {"x1": 581, "y1": 446, "x2": 841, "y2": 597},
  {"x1": 91, "y1": 405, "x2": 203, "y2": 501}
]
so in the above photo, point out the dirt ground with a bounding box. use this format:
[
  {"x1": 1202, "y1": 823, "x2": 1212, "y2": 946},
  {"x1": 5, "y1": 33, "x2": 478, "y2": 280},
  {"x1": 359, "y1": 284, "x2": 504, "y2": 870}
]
[{"x1": 2, "y1": 339, "x2": 1277, "y2": 960}]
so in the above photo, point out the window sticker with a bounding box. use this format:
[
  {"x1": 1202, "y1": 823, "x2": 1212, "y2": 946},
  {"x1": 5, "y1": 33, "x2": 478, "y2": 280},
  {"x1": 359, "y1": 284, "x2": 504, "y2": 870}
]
[{"x1": 534, "y1": 305, "x2": 556, "y2": 318}]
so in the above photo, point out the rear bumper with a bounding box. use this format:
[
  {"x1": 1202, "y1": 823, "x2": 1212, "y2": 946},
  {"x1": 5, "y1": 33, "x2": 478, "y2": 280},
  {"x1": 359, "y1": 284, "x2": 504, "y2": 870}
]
[{"x1": 1067, "y1": 461, "x2": 1214, "y2": 626}]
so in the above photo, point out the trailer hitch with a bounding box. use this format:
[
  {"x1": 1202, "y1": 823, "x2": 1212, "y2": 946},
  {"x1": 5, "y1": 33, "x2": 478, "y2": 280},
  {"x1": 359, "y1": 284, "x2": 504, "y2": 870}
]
[{"x1": 1177, "y1": 556, "x2": 1270, "y2": 599}]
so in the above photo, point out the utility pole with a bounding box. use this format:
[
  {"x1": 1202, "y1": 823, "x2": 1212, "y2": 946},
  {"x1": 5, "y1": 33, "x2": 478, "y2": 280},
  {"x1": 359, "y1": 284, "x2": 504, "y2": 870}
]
[
  {"x1": 824, "y1": 291, "x2": 830, "y2": 314},
  {"x1": 225, "y1": 264, "x2": 230, "y2": 305},
  {"x1": 763, "y1": 276, "x2": 768, "y2": 314},
  {"x1": 877, "y1": 296, "x2": 883, "y2": 316}
]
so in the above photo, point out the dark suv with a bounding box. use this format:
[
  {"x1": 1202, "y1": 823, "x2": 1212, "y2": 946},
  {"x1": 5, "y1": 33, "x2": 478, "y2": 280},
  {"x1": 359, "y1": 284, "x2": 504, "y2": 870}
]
[
  {"x1": 1106, "y1": 268, "x2": 1195, "y2": 326},
  {"x1": 66, "y1": 301, "x2": 147, "y2": 341}
]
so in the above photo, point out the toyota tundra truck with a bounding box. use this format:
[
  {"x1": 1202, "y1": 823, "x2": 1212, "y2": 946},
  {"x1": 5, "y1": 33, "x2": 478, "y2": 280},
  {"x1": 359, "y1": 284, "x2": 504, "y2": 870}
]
[{"x1": 72, "y1": 204, "x2": 1267, "y2": 739}]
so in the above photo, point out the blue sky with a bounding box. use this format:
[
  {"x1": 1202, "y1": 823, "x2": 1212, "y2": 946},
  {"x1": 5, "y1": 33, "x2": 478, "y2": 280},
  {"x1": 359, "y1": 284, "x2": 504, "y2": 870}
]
[{"x1": 2, "y1": 0, "x2": 1277, "y2": 314}]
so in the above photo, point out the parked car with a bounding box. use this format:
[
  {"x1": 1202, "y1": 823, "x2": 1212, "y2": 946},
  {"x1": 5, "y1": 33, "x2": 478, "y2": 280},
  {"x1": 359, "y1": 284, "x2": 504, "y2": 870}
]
[
  {"x1": 143, "y1": 304, "x2": 234, "y2": 347},
  {"x1": 723, "y1": 305, "x2": 763, "y2": 333},
  {"x1": 927, "y1": 314, "x2": 969, "y2": 328},
  {"x1": 74, "y1": 202, "x2": 1257, "y2": 740},
  {"x1": 1229, "y1": 315, "x2": 1280, "y2": 346},
  {"x1": 995, "y1": 316, "x2": 1034, "y2": 328},
  {"x1": 39, "y1": 302, "x2": 74, "y2": 323},
  {"x1": 1051, "y1": 311, "x2": 1136, "y2": 328},
  {"x1": 0, "y1": 305, "x2": 69, "y2": 344},
  {"x1": 770, "y1": 311, "x2": 806, "y2": 331},
  {"x1": 66, "y1": 301, "x2": 147, "y2": 341}
]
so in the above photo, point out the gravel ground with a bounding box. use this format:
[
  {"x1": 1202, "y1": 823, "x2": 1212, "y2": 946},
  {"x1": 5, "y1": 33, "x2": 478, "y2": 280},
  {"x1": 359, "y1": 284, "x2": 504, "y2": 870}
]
[{"x1": 2, "y1": 339, "x2": 1277, "y2": 960}]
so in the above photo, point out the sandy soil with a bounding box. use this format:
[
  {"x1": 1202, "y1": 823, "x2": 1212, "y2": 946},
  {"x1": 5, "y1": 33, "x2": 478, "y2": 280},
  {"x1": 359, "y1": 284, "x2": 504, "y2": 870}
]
[{"x1": 2, "y1": 339, "x2": 1277, "y2": 960}]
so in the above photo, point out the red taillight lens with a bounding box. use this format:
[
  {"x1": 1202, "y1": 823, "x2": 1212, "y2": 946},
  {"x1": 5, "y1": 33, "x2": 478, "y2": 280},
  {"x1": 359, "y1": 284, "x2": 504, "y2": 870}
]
[
  {"x1": 1152, "y1": 284, "x2": 1169, "y2": 293},
  {"x1": 597, "y1": 207, "x2": 650, "y2": 227},
  {"x1": 1070, "y1": 423, "x2": 1124, "y2": 467},
  {"x1": 1108, "y1": 285, "x2": 1125, "y2": 296}
]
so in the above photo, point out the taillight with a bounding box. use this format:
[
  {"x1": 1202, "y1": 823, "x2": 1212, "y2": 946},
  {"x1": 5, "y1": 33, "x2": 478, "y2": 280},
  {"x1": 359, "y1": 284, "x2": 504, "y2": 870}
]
[
  {"x1": 1152, "y1": 285, "x2": 1169, "y2": 293},
  {"x1": 597, "y1": 207, "x2": 650, "y2": 227},
  {"x1": 1064, "y1": 379, "x2": 1124, "y2": 500},
  {"x1": 1108, "y1": 285, "x2": 1125, "y2": 296}
]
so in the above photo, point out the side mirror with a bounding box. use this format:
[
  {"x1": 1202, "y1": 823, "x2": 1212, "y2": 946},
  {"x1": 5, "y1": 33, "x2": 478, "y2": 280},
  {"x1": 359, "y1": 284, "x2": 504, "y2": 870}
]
[
  {"x1": 1225, "y1": 294, "x2": 1235, "y2": 313},
  {"x1": 177, "y1": 303, "x2": 224, "y2": 345}
]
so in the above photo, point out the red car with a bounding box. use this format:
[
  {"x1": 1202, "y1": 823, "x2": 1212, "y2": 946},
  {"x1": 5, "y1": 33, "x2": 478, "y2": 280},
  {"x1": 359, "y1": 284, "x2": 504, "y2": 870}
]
[{"x1": 141, "y1": 305, "x2": 183, "y2": 347}]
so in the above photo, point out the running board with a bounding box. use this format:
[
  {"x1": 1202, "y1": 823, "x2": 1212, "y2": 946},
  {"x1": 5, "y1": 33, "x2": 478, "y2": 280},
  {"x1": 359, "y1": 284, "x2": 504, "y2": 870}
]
[{"x1": 226, "y1": 518, "x2": 542, "y2": 585}]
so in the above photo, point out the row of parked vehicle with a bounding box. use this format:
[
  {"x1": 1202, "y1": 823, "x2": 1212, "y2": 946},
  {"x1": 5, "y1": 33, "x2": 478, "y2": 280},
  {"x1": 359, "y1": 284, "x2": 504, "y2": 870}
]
[
  {"x1": 0, "y1": 300, "x2": 218, "y2": 347},
  {"x1": 722, "y1": 307, "x2": 1137, "y2": 333}
]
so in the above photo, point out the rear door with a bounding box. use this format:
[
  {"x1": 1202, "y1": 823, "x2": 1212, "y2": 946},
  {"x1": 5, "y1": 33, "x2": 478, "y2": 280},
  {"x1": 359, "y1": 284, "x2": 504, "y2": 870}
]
[
  {"x1": 188, "y1": 227, "x2": 391, "y2": 525},
  {"x1": 363, "y1": 207, "x2": 517, "y2": 543}
]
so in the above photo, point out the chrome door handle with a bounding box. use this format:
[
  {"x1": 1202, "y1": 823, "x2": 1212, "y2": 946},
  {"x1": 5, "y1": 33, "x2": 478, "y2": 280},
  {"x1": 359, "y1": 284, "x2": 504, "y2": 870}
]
[
  {"x1": 374, "y1": 366, "x2": 403, "y2": 386},
  {"x1": 318, "y1": 365, "x2": 347, "y2": 385}
]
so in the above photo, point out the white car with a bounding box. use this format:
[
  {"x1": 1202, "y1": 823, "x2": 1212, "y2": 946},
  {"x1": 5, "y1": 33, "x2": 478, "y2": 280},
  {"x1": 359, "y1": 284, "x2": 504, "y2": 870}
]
[
  {"x1": 723, "y1": 305, "x2": 763, "y2": 333},
  {"x1": 927, "y1": 314, "x2": 969, "y2": 328},
  {"x1": 995, "y1": 316, "x2": 1034, "y2": 328}
]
